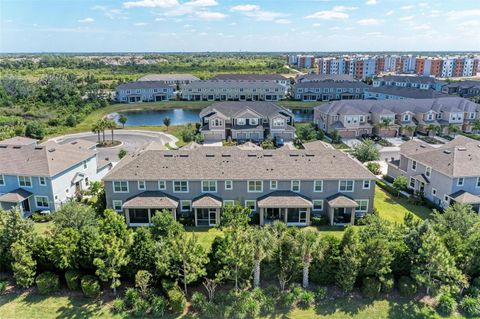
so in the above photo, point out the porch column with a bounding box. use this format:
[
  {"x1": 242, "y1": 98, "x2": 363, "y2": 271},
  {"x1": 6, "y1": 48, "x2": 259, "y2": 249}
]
[
  {"x1": 216, "y1": 208, "x2": 220, "y2": 225},
  {"x1": 284, "y1": 208, "x2": 288, "y2": 223},
  {"x1": 125, "y1": 208, "x2": 130, "y2": 225},
  {"x1": 306, "y1": 208, "x2": 311, "y2": 225},
  {"x1": 148, "y1": 209, "x2": 152, "y2": 226},
  {"x1": 194, "y1": 208, "x2": 198, "y2": 227},
  {"x1": 328, "y1": 207, "x2": 334, "y2": 226},
  {"x1": 350, "y1": 207, "x2": 355, "y2": 225},
  {"x1": 259, "y1": 208, "x2": 264, "y2": 226}
]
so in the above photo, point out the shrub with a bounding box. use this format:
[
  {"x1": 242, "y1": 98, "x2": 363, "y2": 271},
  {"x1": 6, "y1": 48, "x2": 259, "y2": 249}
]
[
  {"x1": 316, "y1": 287, "x2": 328, "y2": 301},
  {"x1": 123, "y1": 288, "x2": 140, "y2": 309},
  {"x1": 381, "y1": 275, "x2": 394, "y2": 293},
  {"x1": 111, "y1": 298, "x2": 124, "y2": 314},
  {"x1": 150, "y1": 295, "x2": 166, "y2": 317},
  {"x1": 31, "y1": 212, "x2": 53, "y2": 223},
  {"x1": 36, "y1": 272, "x2": 60, "y2": 294},
  {"x1": 191, "y1": 291, "x2": 208, "y2": 313},
  {"x1": 362, "y1": 277, "x2": 381, "y2": 298},
  {"x1": 167, "y1": 287, "x2": 186, "y2": 313},
  {"x1": 352, "y1": 139, "x2": 380, "y2": 162},
  {"x1": 311, "y1": 216, "x2": 328, "y2": 226},
  {"x1": 437, "y1": 294, "x2": 457, "y2": 316},
  {"x1": 366, "y1": 162, "x2": 382, "y2": 175},
  {"x1": 118, "y1": 148, "x2": 128, "y2": 159},
  {"x1": 0, "y1": 281, "x2": 7, "y2": 293},
  {"x1": 81, "y1": 275, "x2": 101, "y2": 298},
  {"x1": 279, "y1": 291, "x2": 296, "y2": 310},
  {"x1": 133, "y1": 297, "x2": 149, "y2": 317},
  {"x1": 461, "y1": 296, "x2": 480, "y2": 317},
  {"x1": 398, "y1": 276, "x2": 417, "y2": 297},
  {"x1": 65, "y1": 269, "x2": 82, "y2": 290},
  {"x1": 297, "y1": 290, "x2": 315, "y2": 309}
]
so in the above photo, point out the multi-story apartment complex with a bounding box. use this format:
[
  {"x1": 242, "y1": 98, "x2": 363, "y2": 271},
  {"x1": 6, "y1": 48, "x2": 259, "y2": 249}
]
[
  {"x1": 199, "y1": 102, "x2": 295, "y2": 143},
  {"x1": 116, "y1": 81, "x2": 175, "y2": 103},
  {"x1": 180, "y1": 80, "x2": 286, "y2": 101},
  {"x1": 287, "y1": 55, "x2": 315, "y2": 69},
  {"x1": 293, "y1": 80, "x2": 369, "y2": 101},
  {"x1": 103, "y1": 145, "x2": 375, "y2": 227},
  {"x1": 0, "y1": 138, "x2": 112, "y2": 215},
  {"x1": 313, "y1": 97, "x2": 480, "y2": 139},
  {"x1": 387, "y1": 136, "x2": 480, "y2": 212},
  {"x1": 442, "y1": 80, "x2": 480, "y2": 98}
]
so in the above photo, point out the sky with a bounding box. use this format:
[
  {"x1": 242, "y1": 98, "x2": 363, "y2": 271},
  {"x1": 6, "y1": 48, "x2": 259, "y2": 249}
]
[{"x1": 1, "y1": 0, "x2": 480, "y2": 52}]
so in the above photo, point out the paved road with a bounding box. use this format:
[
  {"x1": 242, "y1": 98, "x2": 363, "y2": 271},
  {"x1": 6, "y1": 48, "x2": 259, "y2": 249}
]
[{"x1": 50, "y1": 130, "x2": 177, "y2": 163}]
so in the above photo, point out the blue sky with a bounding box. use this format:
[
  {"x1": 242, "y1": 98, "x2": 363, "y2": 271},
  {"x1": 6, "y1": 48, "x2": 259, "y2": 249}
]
[{"x1": 1, "y1": 0, "x2": 480, "y2": 52}]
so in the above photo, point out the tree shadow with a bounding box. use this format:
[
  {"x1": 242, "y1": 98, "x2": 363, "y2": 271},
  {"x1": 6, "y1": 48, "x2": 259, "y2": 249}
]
[{"x1": 313, "y1": 296, "x2": 376, "y2": 317}]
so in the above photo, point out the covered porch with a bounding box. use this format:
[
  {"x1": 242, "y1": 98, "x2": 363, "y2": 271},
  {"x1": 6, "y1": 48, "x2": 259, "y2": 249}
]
[
  {"x1": 258, "y1": 191, "x2": 312, "y2": 226},
  {"x1": 327, "y1": 194, "x2": 359, "y2": 226},
  {"x1": 448, "y1": 190, "x2": 480, "y2": 213},
  {"x1": 0, "y1": 189, "x2": 33, "y2": 217},
  {"x1": 192, "y1": 194, "x2": 222, "y2": 227},
  {"x1": 123, "y1": 191, "x2": 178, "y2": 226}
]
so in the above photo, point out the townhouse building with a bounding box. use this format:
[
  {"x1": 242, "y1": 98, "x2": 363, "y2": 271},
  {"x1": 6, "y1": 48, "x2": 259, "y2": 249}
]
[
  {"x1": 314, "y1": 97, "x2": 480, "y2": 139},
  {"x1": 295, "y1": 74, "x2": 354, "y2": 83},
  {"x1": 0, "y1": 138, "x2": 112, "y2": 215},
  {"x1": 387, "y1": 136, "x2": 480, "y2": 212},
  {"x1": 364, "y1": 87, "x2": 446, "y2": 100},
  {"x1": 116, "y1": 81, "x2": 175, "y2": 103},
  {"x1": 103, "y1": 146, "x2": 375, "y2": 227},
  {"x1": 293, "y1": 80, "x2": 369, "y2": 101},
  {"x1": 442, "y1": 81, "x2": 480, "y2": 98},
  {"x1": 372, "y1": 75, "x2": 446, "y2": 91},
  {"x1": 180, "y1": 80, "x2": 286, "y2": 102},
  {"x1": 137, "y1": 74, "x2": 199, "y2": 85},
  {"x1": 210, "y1": 74, "x2": 289, "y2": 90},
  {"x1": 199, "y1": 101, "x2": 295, "y2": 142}
]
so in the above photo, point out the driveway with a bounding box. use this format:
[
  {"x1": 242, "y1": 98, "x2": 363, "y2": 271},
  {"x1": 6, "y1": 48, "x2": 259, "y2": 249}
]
[{"x1": 48, "y1": 130, "x2": 177, "y2": 163}]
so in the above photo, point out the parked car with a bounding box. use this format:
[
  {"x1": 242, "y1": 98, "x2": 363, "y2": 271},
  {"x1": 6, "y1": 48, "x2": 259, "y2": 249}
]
[{"x1": 274, "y1": 136, "x2": 284, "y2": 147}]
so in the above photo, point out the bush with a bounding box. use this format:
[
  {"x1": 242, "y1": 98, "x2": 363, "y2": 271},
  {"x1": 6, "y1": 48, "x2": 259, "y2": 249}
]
[
  {"x1": 36, "y1": 272, "x2": 60, "y2": 294},
  {"x1": 150, "y1": 295, "x2": 166, "y2": 317},
  {"x1": 398, "y1": 276, "x2": 417, "y2": 297},
  {"x1": 362, "y1": 277, "x2": 381, "y2": 298},
  {"x1": 311, "y1": 216, "x2": 328, "y2": 226},
  {"x1": 30, "y1": 212, "x2": 53, "y2": 223},
  {"x1": 133, "y1": 297, "x2": 149, "y2": 317},
  {"x1": 81, "y1": 275, "x2": 101, "y2": 298},
  {"x1": 366, "y1": 162, "x2": 382, "y2": 175},
  {"x1": 461, "y1": 296, "x2": 480, "y2": 317},
  {"x1": 279, "y1": 291, "x2": 296, "y2": 310},
  {"x1": 352, "y1": 139, "x2": 380, "y2": 162},
  {"x1": 167, "y1": 287, "x2": 186, "y2": 313},
  {"x1": 0, "y1": 281, "x2": 7, "y2": 293},
  {"x1": 111, "y1": 298, "x2": 124, "y2": 314},
  {"x1": 124, "y1": 287, "x2": 140, "y2": 309},
  {"x1": 437, "y1": 294, "x2": 457, "y2": 316},
  {"x1": 297, "y1": 289, "x2": 315, "y2": 309},
  {"x1": 65, "y1": 269, "x2": 82, "y2": 290},
  {"x1": 316, "y1": 287, "x2": 328, "y2": 301},
  {"x1": 381, "y1": 275, "x2": 394, "y2": 293},
  {"x1": 191, "y1": 291, "x2": 208, "y2": 313}
]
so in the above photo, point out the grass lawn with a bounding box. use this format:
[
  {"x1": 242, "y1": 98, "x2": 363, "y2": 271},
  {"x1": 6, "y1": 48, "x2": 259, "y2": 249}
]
[
  {"x1": 278, "y1": 100, "x2": 321, "y2": 109},
  {"x1": 185, "y1": 226, "x2": 223, "y2": 251}
]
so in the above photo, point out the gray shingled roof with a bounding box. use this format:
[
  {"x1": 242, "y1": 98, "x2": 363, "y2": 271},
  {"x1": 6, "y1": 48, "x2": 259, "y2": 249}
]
[
  {"x1": 199, "y1": 101, "x2": 293, "y2": 119},
  {"x1": 376, "y1": 75, "x2": 445, "y2": 86},
  {"x1": 257, "y1": 191, "x2": 313, "y2": 208},
  {"x1": 0, "y1": 136, "x2": 38, "y2": 146},
  {"x1": 116, "y1": 81, "x2": 174, "y2": 90},
  {"x1": 327, "y1": 194, "x2": 358, "y2": 208},
  {"x1": 444, "y1": 80, "x2": 480, "y2": 90},
  {"x1": 449, "y1": 190, "x2": 480, "y2": 204},
  {"x1": 210, "y1": 74, "x2": 287, "y2": 81},
  {"x1": 123, "y1": 191, "x2": 179, "y2": 209},
  {"x1": 138, "y1": 74, "x2": 200, "y2": 82},
  {"x1": 192, "y1": 194, "x2": 223, "y2": 208},
  {"x1": 296, "y1": 74, "x2": 355, "y2": 82},
  {"x1": 295, "y1": 80, "x2": 368, "y2": 89},
  {"x1": 182, "y1": 80, "x2": 285, "y2": 90},
  {"x1": 366, "y1": 87, "x2": 446, "y2": 99},
  {"x1": 0, "y1": 189, "x2": 33, "y2": 203},
  {"x1": 103, "y1": 146, "x2": 374, "y2": 181}
]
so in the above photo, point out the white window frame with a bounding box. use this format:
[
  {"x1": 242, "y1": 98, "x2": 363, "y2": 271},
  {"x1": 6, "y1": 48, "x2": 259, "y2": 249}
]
[
  {"x1": 112, "y1": 200, "x2": 123, "y2": 212},
  {"x1": 477, "y1": 177, "x2": 480, "y2": 188},
  {"x1": 291, "y1": 180, "x2": 301, "y2": 192},
  {"x1": 35, "y1": 196, "x2": 49, "y2": 208},
  {"x1": 247, "y1": 180, "x2": 263, "y2": 193},
  {"x1": 425, "y1": 167, "x2": 431, "y2": 178},
  {"x1": 173, "y1": 181, "x2": 189, "y2": 193},
  {"x1": 355, "y1": 199, "x2": 369, "y2": 213},
  {"x1": 83, "y1": 160, "x2": 87, "y2": 170},
  {"x1": 223, "y1": 200, "x2": 235, "y2": 207},
  {"x1": 245, "y1": 200, "x2": 256, "y2": 212},
  {"x1": 225, "y1": 180, "x2": 233, "y2": 190},
  {"x1": 411, "y1": 160, "x2": 417, "y2": 171},
  {"x1": 314, "y1": 180, "x2": 323, "y2": 192},
  {"x1": 270, "y1": 180, "x2": 278, "y2": 190},
  {"x1": 180, "y1": 200, "x2": 191, "y2": 212},
  {"x1": 338, "y1": 180, "x2": 354, "y2": 192},
  {"x1": 158, "y1": 180, "x2": 166, "y2": 190},
  {"x1": 409, "y1": 177, "x2": 416, "y2": 189},
  {"x1": 113, "y1": 181, "x2": 129, "y2": 193},
  {"x1": 0, "y1": 174, "x2": 4, "y2": 186},
  {"x1": 457, "y1": 177, "x2": 464, "y2": 187},
  {"x1": 39, "y1": 176, "x2": 47, "y2": 186},
  {"x1": 312, "y1": 200, "x2": 324, "y2": 211},
  {"x1": 362, "y1": 180, "x2": 371, "y2": 189},
  {"x1": 202, "y1": 180, "x2": 217, "y2": 193},
  {"x1": 237, "y1": 118, "x2": 246, "y2": 125},
  {"x1": 138, "y1": 180, "x2": 146, "y2": 190},
  {"x1": 432, "y1": 188, "x2": 437, "y2": 196},
  {"x1": 18, "y1": 176, "x2": 32, "y2": 188}
]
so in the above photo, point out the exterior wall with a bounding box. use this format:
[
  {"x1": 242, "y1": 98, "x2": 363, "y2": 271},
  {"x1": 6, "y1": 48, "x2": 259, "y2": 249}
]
[
  {"x1": 117, "y1": 87, "x2": 174, "y2": 103},
  {"x1": 0, "y1": 174, "x2": 53, "y2": 212}
]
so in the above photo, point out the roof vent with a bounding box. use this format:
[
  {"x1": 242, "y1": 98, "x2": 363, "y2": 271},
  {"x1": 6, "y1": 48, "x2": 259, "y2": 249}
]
[
  {"x1": 420, "y1": 145, "x2": 426, "y2": 148},
  {"x1": 443, "y1": 150, "x2": 451, "y2": 154},
  {"x1": 457, "y1": 147, "x2": 466, "y2": 151},
  {"x1": 13, "y1": 146, "x2": 21, "y2": 149},
  {"x1": 35, "y1": 147, "x2": 43, "y2": 150},
  {"x1": 179, "y1": 154, "x2": 189, "y2": 158},
  {"x1": 264, "y1": 154, "x2": 272, "y2": 157},
  {"x1": 221, "y1": 154, "x2": 231, "y2": 157},
  {"x1": 306, "y1": 154, "x2": 315, "y2": 157},
  {"x1": 164, "y1": 154, "x2": 173, "y2": 157},
  {"x1": 206, "y1": 154, "x2": 215, "y2": 158},
  {"x1": 248, "y1": 154, "x2": 256, "y2": 157},
  {"x1": 289, "y1": 154, "x2": 299, "y2": 157}
]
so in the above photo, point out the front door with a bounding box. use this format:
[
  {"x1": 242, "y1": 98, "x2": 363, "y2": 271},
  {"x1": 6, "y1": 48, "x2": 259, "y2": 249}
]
[
  {"x1": 21, "y1": 198, "x2": 31, "y2": 213},
  {"x1": 209, "y1": 209, "x2": 217, "y2": 226}
]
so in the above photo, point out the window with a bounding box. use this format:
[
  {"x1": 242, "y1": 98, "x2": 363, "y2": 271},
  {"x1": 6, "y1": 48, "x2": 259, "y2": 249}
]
[
  {"x1": 362, "y1": 180, "x2": 371, "y2": 189},
  {"x1": 314, "y1": 180, "x2": 323, "y2": 192},
  {"x1": 355, "y1": 200, "x2": 369, "y2": 213},
  {"x1": 225, "y1": 180, "x2": 233, "y2": 190},
  {"x1": 273, "y1": 118, "x2": 285, "y2": 127},
  {"x1": 313, "y1": 200, "x2": 324, "y2": 211},
  {"x1": 113, "y1": 181, "x2": 129, "y2": 193},
  {"x1": 269, "y1": 180, "x2": 278, "y2": 190},
  {"x1": 173, "y1": 181, "x2": 189, "y2": 193},
  {"x1": 112, "y1": 200, "x2": 123, "y2": 212},
  {"x1": 409, "y1": 177, "x2": 416, "y2": 188},
  {"x1": 477, "y1": 177, "x2": 480, "y2": 188},
  {"x1": 444, "y1": 195, "x2": 450, "y2": 204},
  {"x1": 0, "y1": 175, "x2": 4, "y2": 186},
  {"x1": 245, "y1": 200, "x2": 256, "y2": 212},
  {"x1": 35, "y1": 196, "x2": 49, "y2": 208},
  {"x1": 18, "y1": 176, "x2": 32, "y2": 187},
  {"x1": 291, "y1": 180, "x2": 301, "y2": 192},
  {"x1": 138, "y1": 181, "x2": 146, "y2": 190},
  {"x1": 181, "y1": 200, "x2": 191, "y2": 212},
  {"x1": 247, "y1": 180, "x2": 263, "y2": 192},
  {"x1": 411, "y1": 160, "x2": 417, "y2": 171},
  {"x1": 432, "y1": 188, "x2": 437, "y2": 196},
  {"x1": 39, "y1": 177, "x2": 47, "y2": 186},
  {"x1": 250, "y1": 118, "x2": 258, "y2": 125},
  {"x1": 457, "y1": 178, "x2": 464, "y2": 186},
  {"x1": 158, "y1": 180, "x2": 166, "y2": 190},
  {"x1": 339, "y1": 180, "x2": 354, "y2": 192},
  {"x1": 202, "y1": 180, "x2": 217, "y2": 192},
  {"x1": 237, "y1": 118, "x2": 246, "y2": 125},
  {"x1": 403, "y1": 114, "x2": 410, "y2": 121},
  {"x1": 223, "y1": 200, "x2": 235, "y2": 207},
  {"x1": 211, "y1": 118, "x2": 223, "y2": 127},
  {"x1": 425, "y1": 167, "x2": 431, "y2": 178},
  {"x1": 83, "y1": 160, "x2": 87, "y2": 169}
]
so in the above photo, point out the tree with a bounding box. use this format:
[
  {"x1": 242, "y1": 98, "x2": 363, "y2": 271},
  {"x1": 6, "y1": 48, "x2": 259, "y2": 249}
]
[
  {"x1": 11, "y1": 241, "x2": 36, "y2": 288},
  {"x1": 336, "y1": 227, "x2": 361, "y2": 292},
  {"x1": 426, "y1": 123, "x2": 440, "y2": 136},
  {"x1": 51, "y1": 227, "x2": 81, "y2": 270},
  {"x1": 275, "y1": 229, "x2": 298, "y2": 291},
  {"x1": 135, "y1": 270, "x2": 152, "y2": 297},
  {"x1": 297, "y1": 124, "x2": 317, "y2": 142},
  {"x1": 128, "y1": 228, "x2": 157, "y2": 277},
  {"x1": 471, "y1": 119, "x2": 480, "y2": 134},
  {"x1": 376, "y1": 118, "x2": 394, "y2": 134},
  {"x1": 105, "y1": 120, "x2": 117, "y2": 142},
  {"x1": 25, "y1": 122, "x2": 45, "y2": 140},
  {"x1": 392, "y1": 175, "x2": 408, "y2": 197},
  {"x1": 403, "y1": 125, "x2": 416, "y2": 138},
  {"x1": 250, "y1": 226, "x2": 274, "y2": 287},
  {"x1": 218, "y1": 203, "x2": 251, "y2": 230},
  {"x1": 352, "y1": 139, "x2": 380, "y2": 163},
  {"x1": 361, "y1": 238, "x2": 393, "y2": 285},
  {"x1": 150, "y1": 210, "x2": 184, "y2": 240},
  {"x1": 447, "y1": 124, "x2": 460, "y2": 137},
  {"x1": 53, "y1": 201, "x2": 97, "y2": 231},
  {"x1": 118, "y1": 148, "x2": 127, "y2": 159},
  {"x1": 163, "y1": 116, "x2": 171, "y2": 131},
  {"x1": 118, "y1": 114, "x2": 128, "y2": 128},
  {"x1": 91, "y1": 121, "x2": 101, "y2": 144},
  {"x1": 65, "y1": 114, "x2": 77, "y2": 127},
  {"x1": 330, "y1": 129, "x2": 342, "y2": 144},
  {"x1": 296, "y1": 229, "x2": 320, "y2": 289}
]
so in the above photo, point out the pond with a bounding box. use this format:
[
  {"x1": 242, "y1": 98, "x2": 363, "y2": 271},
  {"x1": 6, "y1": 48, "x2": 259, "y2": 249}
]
[{"x1": 112, "y1": 108, "x2": 313, "y2": 126}]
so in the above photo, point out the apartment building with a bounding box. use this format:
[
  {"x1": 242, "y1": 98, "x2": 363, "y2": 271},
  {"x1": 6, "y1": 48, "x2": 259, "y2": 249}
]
[
  {"x1": 210, "y1": 74, "x2": 289, "y2": 89},
  {"x1": 0, "y1": 138, "x2": 112, "y2": 215},
  {"x1": 287, "y1": 55, "x2": 315, "y2": 69},
  {"x1": 442, "y1": 81, "x2": 480, "y2": 98},
  {"x1": 387, "y1": 136, "x2": 480, "y2": 212},
  {"x1": 365, "y1": 87, "x2": 446, "y2": 100},
  {"x1": 199, "y1": 101, "x2": 295, "y2": 142},
  {"x1": 103, "y1": 146, "x2": 376, "y2": 227},
  {"x1": 295, "y1": 74, "x2": 354, "y2": 83},
  {"x1": 314, "y1": 97, "x2": 480, "y2": 139},
  {"x1": 137, "y1": 74, "x2": 199, "y2": 85},
  {"x1": 116, "y1": 81, "x2": 175, "y2": 103},
  {"x1": 373, "y1": 75, "x2": 446, "y2": 91},
  {"x1": 293, "y1": 80, "x2": 369, "y2": 101},
  {"x1": 180, "y1": 80, "x2": 286, "y2": 101}
]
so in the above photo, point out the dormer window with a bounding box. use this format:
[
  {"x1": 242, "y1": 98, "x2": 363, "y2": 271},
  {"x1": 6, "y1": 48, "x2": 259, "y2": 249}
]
[
  {"x1": 403, "y1": 114, "x2": 410, "y2": 121},
  {"x1": 273, "y1": 118, "x2": 285, "y2": 127},
  {"x1": 426, "y1": 113, "x2": 434, "y2": 121},
  {"x1": 211, "y1": 118, "x2": 223, "y2": 127},
  {"x1": 250, "y1": 118, "x2": 258, "y2": 126},
  {"x1": 237, "y1": 118, "x2": 246, "y2": 125}
]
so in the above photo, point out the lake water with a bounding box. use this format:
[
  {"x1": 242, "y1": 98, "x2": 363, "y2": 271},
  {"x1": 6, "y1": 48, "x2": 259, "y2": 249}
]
[{"x1": 113, "y1": 108, "x2": 313, "y2": 127}]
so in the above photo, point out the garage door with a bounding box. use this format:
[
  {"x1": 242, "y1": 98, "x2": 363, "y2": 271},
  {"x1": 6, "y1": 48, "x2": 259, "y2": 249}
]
[
  {"x1": 205, "y1": 132, "x2": 224, "y2": 142},
  {"x1": 339, "y1": 130, "x2": 357, "y2": 138}
]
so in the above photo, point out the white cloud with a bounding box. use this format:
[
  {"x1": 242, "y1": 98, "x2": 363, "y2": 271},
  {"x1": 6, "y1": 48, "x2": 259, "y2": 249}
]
[
  {"x1": 329, "y1": 26, "x2": 341, "y2": 30},
  {"x1": 306, "y1": 5, "x2": 357, "y2": 20},
  {"x1": 332, "y1": 6, "x2": 358, "y2": 12},
  {"x1": 134, "y1": 22, "x2": 147, "y2": 26},
  {"x1": 366, "y1": 32, "x2": 382, "y2": 36},
  {"x1": 411, "y1": 24, "x2": 430, "y2": 30},
  {"x1": 446, "y1": 9, "x2": 480, "y2": 20},
  {"x1": 312, "y1": 23, "x2": 322, "y2": 27},
  {"x1": 199, "y1": 32, "x2": 208, "y2": 35},
  {"x1": 229, "y1": 22, "x2": 237, "y2": 25},
  {"x1": 418, "y1": 2, "x2": 429, "y2": 8},
  {"x1": 92, "y1": 6, "x2": 126, "y2": 19},
  {"x1": 123, "y1": 0, "x2": 178, "y2": 8},
  {"x1": 386, "y1": 10, "x2": 394, "y2": 16},
  {"x1": 357, "y1": 18, "x2": 383, "y2": 26},
  {"x1": 400, "y1": 5, "x2": 413, "y2": 10},
  {"x1": 195, "y1": 11, "x2": 227, "y2": 20},
  {"x1": 155, "y1": 17, "x2": 165, "y2": 21},
  {"x1": 183, "y1": 24, "x2": 192, "y2": 28},
  {"x1": 78, "y1": 17, "x2": 95, "y2": 23},
  {"x1": 230, "y1": 4, "x2": 260, "y2": 12},
  {"x1": 399, "y1": 15, "x2": 414, "y2": 21},
  {"x1": 275, "y1": 19, "x2": 291, "y2": 24},
  {"x1": 366, "y1": 0, "x2": 377, "y2": 5}
]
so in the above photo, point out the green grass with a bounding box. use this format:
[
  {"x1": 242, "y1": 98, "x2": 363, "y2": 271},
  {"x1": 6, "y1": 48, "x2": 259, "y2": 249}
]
[
  {"x1": 185, "y1": 226, "x2": 223, "y2": 251},
  {"x1": 278, "y1": 100, "x2": 321, "y2": 109}
]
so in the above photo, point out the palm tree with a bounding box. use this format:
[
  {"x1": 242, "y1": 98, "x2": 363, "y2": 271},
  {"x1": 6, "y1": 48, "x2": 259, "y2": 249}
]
[
  {"x1": 118, "y1": 114, "x2": 128, "y2": 128},
  {"x1": 91, "y1": 122, "x2": 101, "y2": 144},
  {"x1": 425, "y1": 123, "x2": 439, "y2": 136},
  {"x1": 447, "y1": 124, "x2": 460, "y2": 137},
  {"x1": 163, "y1": 116, "x2": 171, "y2": 132},
  {"x1": 471, "y1": 119, "x2": 480, "y2": 134},
  {"x1": 297, "y1": 229, "x2": 320, "y2": 289},
  {"x1": 105, "y1": 120, "x2": 117, "y2": 142},
  {"x1": 250, "y1": 226, "x2": 274, "y2": 287},
  {"x1": 403, "y1": 124, "x2": 416, "y2": 138},
  {"x1": 99, "y1": 119, "x2": 107, "y2": 143},
  {"x1": 375, "y1": 118, "x2": 393, "y2": 136}
]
